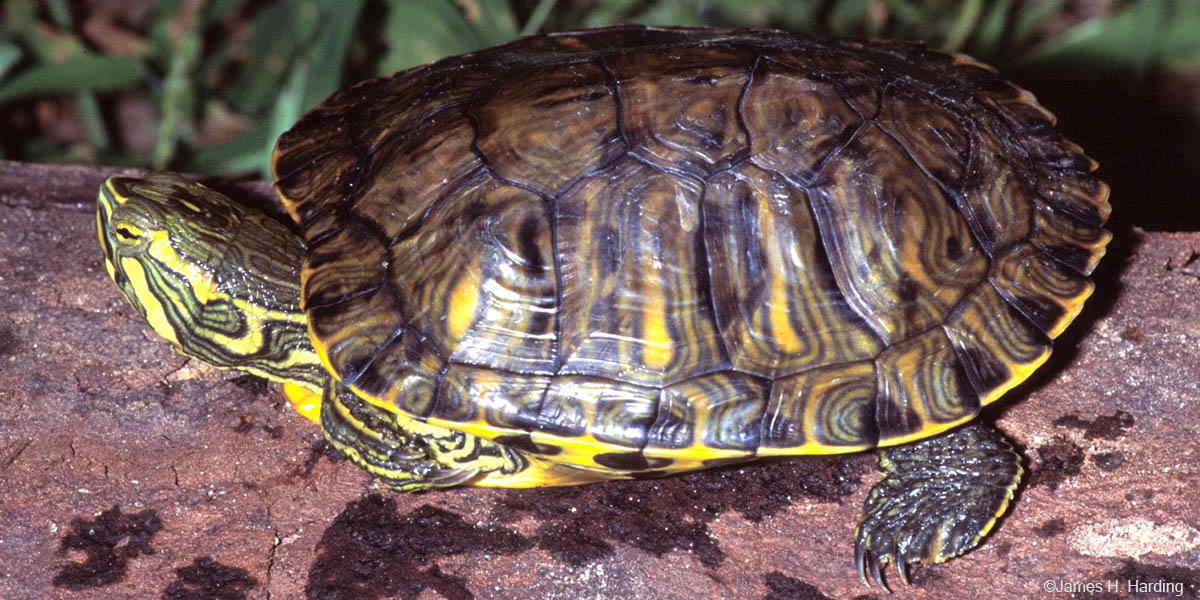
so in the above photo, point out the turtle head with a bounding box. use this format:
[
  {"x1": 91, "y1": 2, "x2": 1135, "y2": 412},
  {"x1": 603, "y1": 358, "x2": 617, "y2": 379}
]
[
  {"x1": 98, "y1": 174, "x2": 243, "y2": 345},
  {"x1": 97, "y1": 173, "x2": 325, "y2": 391}
]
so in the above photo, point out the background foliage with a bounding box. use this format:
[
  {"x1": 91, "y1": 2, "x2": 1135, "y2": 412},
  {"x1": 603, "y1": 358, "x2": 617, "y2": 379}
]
[{"x1": 0, "y1": 0, "x2": 1197, "y2": 228}]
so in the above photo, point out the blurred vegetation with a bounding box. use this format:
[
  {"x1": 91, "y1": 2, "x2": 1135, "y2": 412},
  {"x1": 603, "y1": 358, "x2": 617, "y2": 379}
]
[{"x1": 0, "y1": 0, "x2": 1198, "y2": 195}]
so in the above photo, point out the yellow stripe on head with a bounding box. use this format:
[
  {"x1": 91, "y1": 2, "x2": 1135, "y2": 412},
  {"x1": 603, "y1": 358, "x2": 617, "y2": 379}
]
[
  {"x1": 118, "y1": 255, "x2": 180, "y2": 345},
  {"x1": 97, "y1": 174, "x2": 326, "y2": 394}
]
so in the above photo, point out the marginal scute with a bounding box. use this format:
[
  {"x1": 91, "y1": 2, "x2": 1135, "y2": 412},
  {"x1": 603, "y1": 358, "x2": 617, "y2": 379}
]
[
  {"x1": 433, "y1": 364, "x2": 548, "y2": 431},
  {"x1": 808, "y1": 124, "x2": 989, "y2": 343},
  {"x1": 875, "y1": 327, "x2": 980, "y2": 445},
  {"x1": 943, "y1": 283, "x2": 1051, "y2": 404},
  {"x1": 989, "y1": 242, "x2": 1094, "y2": 338},
  {"x1": 1030, "y1": 201, "x2": 1112, "y2": 275},
  {"x1": 537, "y1": 375, "x2": 658, "y2": 447},
  {"x1": 272, "y1": 110, "x2": 347, "y2": 181},
  {"x1": 977, "y1": 83, "x2": 1102, "y2": 174},
  {"x1": 955, "y1": 138, "x2": 1035, "y2": 254},
  {"x1": 608, "y1": 46, "x2": 754, "y2": 177},
  {"x1": 1027, "y1": 135, "x2": 1097, "y2": 172},
  {"x1": 354, "y1": 331, "x2": 443, "y2": 417},
  {"x1": 762, "y1": 360, "x2": 877, "y2": 452},
  {"x1": 704, "y1": 165, "x2": 881, "y2": 378},
  {"x1": 592, "y1": 385, "x2": 658, "y2": 447},
  {"x1": 556, "y1": 158, "x2": 726, "y2": 387},
  {"x1": 274, "y1": 148, "x2": 357, "y2": 232},
  {"x1": 643, "y1": 388, "x2": 692, "y2": 449},
  {"x1": 983, "y1": 83, "x2": 1058, "y2": 130},
  {"x1": 947, "y1": 61, "x2": 1022, "y2": 104},
  {"x1": 302, "y1": 222, "x2": 385, "y2": 310},
  {"x1": 1037, "y1": 170, "x2": 1111, "y2": 228},
  {"x1": 473, "y1": 60, "x2": 623, "y2": 195},
  {"x1": 744, "y1": 59, "x2": 863, "y2": 183},
  {"x1": 649, "y1": 371, "x2": 768, "y2": 451},
  {"x1": 308, "y1": 287, "x2": 402, "y2": 385}
]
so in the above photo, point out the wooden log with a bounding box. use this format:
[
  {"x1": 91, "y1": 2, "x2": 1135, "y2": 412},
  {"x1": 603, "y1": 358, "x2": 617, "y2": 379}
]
[{"x1": 0, "y1": 161, "x2": 1197, "y2": 599}]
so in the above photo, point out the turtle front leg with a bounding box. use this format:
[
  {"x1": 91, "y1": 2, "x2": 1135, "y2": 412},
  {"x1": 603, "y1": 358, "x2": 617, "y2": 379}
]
[
  {"x1": 854, "y1": 422, "x2": 1022, "y2": 589},
  {"x1": 318, "y1": 379, "x2": 528, "y2": 491}
]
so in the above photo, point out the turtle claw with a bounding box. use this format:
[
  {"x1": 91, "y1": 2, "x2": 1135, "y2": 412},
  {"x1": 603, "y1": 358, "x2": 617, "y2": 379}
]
[
  {"x1": 853, "y1": 532, "x2": 895, "y2": 592},
  {"x1": 858, "y1": 549, "x2": 890, "y2": 592},
  {"x1": 421, "y1": 466, "x2": 480, "y2": 488},
  {"x1": 854, "y1": 541, "x2": 868, "y2": 586},
  {"x1": 874, "y1": 558, "x2": 890, "y2": 593}
]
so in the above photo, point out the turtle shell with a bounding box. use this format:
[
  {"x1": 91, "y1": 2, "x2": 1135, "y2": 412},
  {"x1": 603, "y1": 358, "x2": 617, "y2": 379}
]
[{"x1": 272, "y1": 25, "x2": 1109, "y2": 474}]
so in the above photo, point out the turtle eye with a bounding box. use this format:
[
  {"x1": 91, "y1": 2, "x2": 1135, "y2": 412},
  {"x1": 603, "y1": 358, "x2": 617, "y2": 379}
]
[{"x1": 113, "y1": 222, "x2": 143, "y2": 245}]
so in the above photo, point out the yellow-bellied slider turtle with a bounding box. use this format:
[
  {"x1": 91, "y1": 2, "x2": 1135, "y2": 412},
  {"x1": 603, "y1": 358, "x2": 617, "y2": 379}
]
[{"x1": 96, "y1": 25, "x2": 1110, "y2": 586}]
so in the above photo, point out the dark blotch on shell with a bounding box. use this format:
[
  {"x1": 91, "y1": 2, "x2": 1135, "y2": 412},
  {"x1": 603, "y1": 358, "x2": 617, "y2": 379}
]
[
  {"x1": 493, "y1": 433, "x2": 562, "y2": 455},
  {"x1": 592, "y1": 451, "x2": 672, "y2": 471}
]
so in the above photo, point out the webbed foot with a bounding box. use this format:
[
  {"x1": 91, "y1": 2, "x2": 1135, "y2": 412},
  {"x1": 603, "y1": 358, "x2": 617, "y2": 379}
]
[{"x1": 854, "y1": 422, "x2": 1022, "y2": 589}]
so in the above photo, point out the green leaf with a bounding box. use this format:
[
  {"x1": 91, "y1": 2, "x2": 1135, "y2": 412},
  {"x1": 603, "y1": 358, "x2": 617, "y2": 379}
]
[
  {"x1": 634, "y1": 0, "x2": 714, "y2": 27},
  {"x1": 755, "y1": 0, "x2": 826, "y2": 32},
  {"x1": 0, "y1": 41, "x2": 22, "y2": 80},
  {"x1": 153, "y1": 6, "x2": 204, "y2": 168},
  {"x1": 944, "y1": 0, "x2": 985, "y2": 51},
  {"x1": 45, "y1": 0, "x2": 74, "y2": 28},
  {"x1": 204, "y1": 0, "x2": 249, "y2": 26},
  {"x1": 0, "y1": 53, "x2": 142, "y2": 104},
  {"x1": 77, "y1": 93, "x2": 111, "y2": 153},
  {"x1": 299, "y1": 0, "x2": 364, "y2": 111},
  {"x1": 1023, "y1": 0, "x2": 1173, "y2": 74},
  {"x1": 2, "y1": 0, "x2": 36, "y2": 33},
  {"x1": 825, "y1": 0, "x2": 873, "y2": 35},
  {"x1": 265, "y1": 63, "x2": 310, "y2": 176},
  {"x1": 520, "y1": 0, "x2": 557, "y2": 36},
  {"x1": 188, "y1": 58, "x2": 314, "y2": 177},
  {"x1": 185, "y1": 120, "x2": 275, "y2": 175},
  {"x1": 580, "y1": 0, "x2": 641, "y2": 27},
  {"x1": 1011, "y1": 0, "x2": 1066, "y2": 49},
  {"x1": 1159, "y1": 0, "x2": 1200, "y2": 67},
  {"x1": 969, "y1": 0, "x2": 1011, "y2": 60},
  {"x1": 222, "y1": 1, "x2": 311, "y2": 115},
  {"x1": 18, "y1": 21, "x2": 88, "y2": 64},
  {"x1": 707, "y1": 0, "x2": 805, "y2": 28},
  {"x1": 463, "y1": 0, "x2": 520, "y2": 45},
  {"x1": 378, "y1": 0, "x2": 488, "y2": 73}
]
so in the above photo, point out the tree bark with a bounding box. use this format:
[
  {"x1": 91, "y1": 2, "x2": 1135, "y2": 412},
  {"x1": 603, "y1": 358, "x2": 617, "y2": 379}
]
[{"x1": 1, "y1": 160, "x2": 1197, "y2": 599}]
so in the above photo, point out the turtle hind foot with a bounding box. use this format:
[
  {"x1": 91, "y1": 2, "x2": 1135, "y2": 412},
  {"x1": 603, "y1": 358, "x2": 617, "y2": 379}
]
[
  {"x1": 318, "y1": 380, "x2": 526, "y2": 491},
  {"x1": 854, "y1": 422, "x2": 1022, "y2": 590}
]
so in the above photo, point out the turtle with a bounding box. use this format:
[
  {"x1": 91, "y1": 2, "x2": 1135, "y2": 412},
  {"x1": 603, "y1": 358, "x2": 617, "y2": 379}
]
[{"x1": 96, "y1": 25, "x2": 1110, "y2": 587}]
